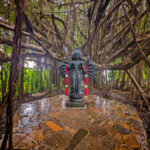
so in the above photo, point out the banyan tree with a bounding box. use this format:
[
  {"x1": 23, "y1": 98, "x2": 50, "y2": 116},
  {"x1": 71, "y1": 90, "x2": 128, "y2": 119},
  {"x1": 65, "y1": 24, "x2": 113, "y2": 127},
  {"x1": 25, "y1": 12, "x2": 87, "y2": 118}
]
[{"x1": 0, "y1": 0, "x2": 150, "y2": 149}]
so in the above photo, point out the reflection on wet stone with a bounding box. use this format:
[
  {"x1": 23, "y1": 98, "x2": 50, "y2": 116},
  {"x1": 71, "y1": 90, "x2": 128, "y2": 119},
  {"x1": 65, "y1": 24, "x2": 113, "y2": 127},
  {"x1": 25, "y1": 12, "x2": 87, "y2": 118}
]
[{"x1": 11, "y1": 95, "x2": 148, "y2": 150}]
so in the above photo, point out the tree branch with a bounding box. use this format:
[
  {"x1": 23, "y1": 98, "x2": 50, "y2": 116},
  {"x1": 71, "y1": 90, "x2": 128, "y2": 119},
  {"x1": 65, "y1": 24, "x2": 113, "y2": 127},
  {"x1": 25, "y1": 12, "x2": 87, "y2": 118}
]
[{"x1": 122, "y1": 1, "x2": 150, "y2": 67}]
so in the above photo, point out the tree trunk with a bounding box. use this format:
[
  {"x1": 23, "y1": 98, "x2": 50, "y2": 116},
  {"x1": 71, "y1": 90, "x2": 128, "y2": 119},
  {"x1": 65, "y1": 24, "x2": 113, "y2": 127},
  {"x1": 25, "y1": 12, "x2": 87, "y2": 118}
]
[
  {"x1": 31, "y1": 74, "x2": 34, "y2": 91},
  {"x1": 112, "y1": 71, "x2": 121, "y2": 89},
  {"x1": 1, "y1": 0, "x2": 24, "y2": 149},
  {"x1": 1, "y1": 65, "x2": 4, "y2": 100},
  {"x1": 27, "y1": 75, "x2": 29, "y2": 95},
  {"x1": 0, "y1": 66, "x2": 7, "y2": 117},
  {"x1": 119, "y1": 71, "x2": 125, "y2": 90},
  {"x1": 49, "y1": 69, "x2": 53, "y2": 93},
  {"x1": 40, "y1": 64, "x2": 44, "y2": 91},
  {"x1": 126, "y1": 70, "x2": 150, "y2": 110},
  {"x1": 19, "y1": 57, "x2": 24, "y2": 100}
]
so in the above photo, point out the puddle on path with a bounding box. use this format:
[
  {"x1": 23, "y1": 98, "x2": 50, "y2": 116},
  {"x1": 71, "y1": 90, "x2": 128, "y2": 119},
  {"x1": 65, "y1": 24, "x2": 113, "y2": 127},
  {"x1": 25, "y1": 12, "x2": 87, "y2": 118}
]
[{"x1": 18, "y1": 98, "x2": 52, "y2": 133}]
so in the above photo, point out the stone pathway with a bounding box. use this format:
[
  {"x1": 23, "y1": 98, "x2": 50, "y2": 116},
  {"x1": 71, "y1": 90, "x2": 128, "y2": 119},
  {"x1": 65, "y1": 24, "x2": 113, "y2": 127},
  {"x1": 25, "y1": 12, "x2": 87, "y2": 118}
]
[{"x1": 1, "y1": 95, "x2": 148, "y2": 150}]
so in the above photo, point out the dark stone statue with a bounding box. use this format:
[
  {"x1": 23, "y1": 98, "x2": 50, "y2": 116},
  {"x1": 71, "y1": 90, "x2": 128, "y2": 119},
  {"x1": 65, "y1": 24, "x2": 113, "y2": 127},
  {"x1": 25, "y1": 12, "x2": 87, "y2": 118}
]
[{"x1": 59, "y1": 47, "x2": 97, "y2": 107}]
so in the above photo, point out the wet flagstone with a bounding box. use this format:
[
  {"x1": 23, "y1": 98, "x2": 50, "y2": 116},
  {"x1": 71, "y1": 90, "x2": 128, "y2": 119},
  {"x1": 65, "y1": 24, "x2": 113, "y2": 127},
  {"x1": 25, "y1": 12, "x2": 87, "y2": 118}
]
[
  {"x1": 12, "y1": 95, "x2": 148, "y2": 150},
  {"x1": 28, "y1": 129, "x2": 43, "y2": 142},
  {"x1": 44, "y1": 121, "x2": 63, "y2": 132}
]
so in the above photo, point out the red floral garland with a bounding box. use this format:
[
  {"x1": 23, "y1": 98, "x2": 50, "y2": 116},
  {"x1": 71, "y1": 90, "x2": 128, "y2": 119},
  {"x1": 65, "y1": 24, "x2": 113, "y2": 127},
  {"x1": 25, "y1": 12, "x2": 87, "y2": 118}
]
[
  {"x1": 65, "y1": 66, "x2": 88, "y2": 97},
  {"x1": 65, "y1": 67, "x2": 68, "y2": 95},
  {"x1": 85, "y1": 66, "x2": 88, "y2": 98}
]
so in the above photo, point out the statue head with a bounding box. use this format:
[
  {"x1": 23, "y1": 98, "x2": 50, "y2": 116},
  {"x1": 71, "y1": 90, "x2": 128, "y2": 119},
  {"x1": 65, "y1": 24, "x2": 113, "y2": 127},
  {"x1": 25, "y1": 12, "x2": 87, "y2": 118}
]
[{"x1": 71, "y1": 47, "x2": 83, "y2": 61}]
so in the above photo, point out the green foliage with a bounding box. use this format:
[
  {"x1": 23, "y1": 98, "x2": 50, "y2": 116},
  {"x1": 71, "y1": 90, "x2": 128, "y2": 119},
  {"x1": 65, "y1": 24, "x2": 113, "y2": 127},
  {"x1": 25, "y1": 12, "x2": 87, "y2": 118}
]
[
  {"x1": 108, "y1": 70, "x2": 120, "y2": 81},
  {"x1": 0, "y1": 62, "x2": 10, "y2": 102}
]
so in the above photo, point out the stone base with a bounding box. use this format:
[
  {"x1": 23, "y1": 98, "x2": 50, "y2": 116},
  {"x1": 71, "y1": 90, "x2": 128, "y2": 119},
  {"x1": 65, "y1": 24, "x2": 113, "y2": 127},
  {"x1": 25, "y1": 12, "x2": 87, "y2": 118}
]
[
  {"x1": 69, "y1": 98, "x2": 83, "y2": 102},
  {"x1": 66, "y1": 101, "x2": 86, "y2": 109}
]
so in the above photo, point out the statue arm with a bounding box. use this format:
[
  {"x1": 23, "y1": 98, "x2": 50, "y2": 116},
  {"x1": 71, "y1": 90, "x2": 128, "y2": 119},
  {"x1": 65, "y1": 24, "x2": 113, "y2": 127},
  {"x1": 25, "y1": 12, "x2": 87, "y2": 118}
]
[
  {"x1": 81, "y1": 61, "x2": 86, "y2": 73},
  {"x1": 58, "y1": 57, "x2": 66, "y2": 78},
  {"x1": 86, "y1": 56, "x2": 98, "y2": 79},
  {"x1": 67, "y1": 61, "x2": 72, "y2": 70}
]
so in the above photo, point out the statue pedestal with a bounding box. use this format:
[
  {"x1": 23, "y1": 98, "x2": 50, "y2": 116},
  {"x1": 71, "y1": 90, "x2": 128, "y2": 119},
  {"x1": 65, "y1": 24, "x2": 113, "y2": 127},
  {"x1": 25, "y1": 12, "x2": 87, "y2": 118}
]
[{"x1": 66, "y1": 100, "x2": 86, "y2": 109}]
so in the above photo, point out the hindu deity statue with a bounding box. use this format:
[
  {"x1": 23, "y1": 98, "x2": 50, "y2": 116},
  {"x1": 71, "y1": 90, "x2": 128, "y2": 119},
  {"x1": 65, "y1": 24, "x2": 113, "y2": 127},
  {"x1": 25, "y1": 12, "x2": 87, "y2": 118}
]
[{"x1": 59, "y1": 47, "x2": 97, "y2": 107}]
